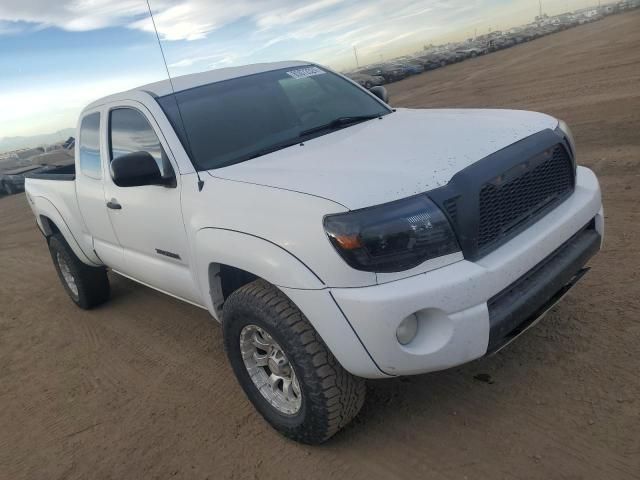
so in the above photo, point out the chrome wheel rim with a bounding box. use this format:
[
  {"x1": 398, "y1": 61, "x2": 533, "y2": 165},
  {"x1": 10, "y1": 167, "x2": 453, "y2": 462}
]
[
  {"x1": 240, "y1": 325, "x2": 302, "y2": 415},
  {"x1": 57, "y1": 253, "x2": 78, "y2": 298}
]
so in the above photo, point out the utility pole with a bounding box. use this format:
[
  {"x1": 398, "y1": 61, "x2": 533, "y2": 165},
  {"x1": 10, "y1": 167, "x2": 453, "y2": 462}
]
[
  {"x1": 353, "y1": 46, "x2": 360, "y2": 68},
  {"x1": 539, "y1": 0, "x2": 543, "y2": 18}
]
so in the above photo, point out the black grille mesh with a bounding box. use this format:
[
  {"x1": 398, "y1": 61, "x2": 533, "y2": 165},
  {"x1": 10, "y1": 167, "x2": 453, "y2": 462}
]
[
  {"x1": 443, "y1": 197, "x2": 459, "y2": 225},
  {"x1": 477, "y1": 145, "x2": 574, "y2": 252}
]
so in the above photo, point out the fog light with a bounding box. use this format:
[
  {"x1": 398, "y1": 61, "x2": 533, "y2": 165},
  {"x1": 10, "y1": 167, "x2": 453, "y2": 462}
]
[{"x1": 396, "y1": 314, "x2": 418, "y2": 345}]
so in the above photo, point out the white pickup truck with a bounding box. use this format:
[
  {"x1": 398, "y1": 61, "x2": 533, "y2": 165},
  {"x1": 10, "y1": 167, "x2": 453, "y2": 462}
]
[{"x1": 25, "y1": 61, "x2": 603, "y2": 444}]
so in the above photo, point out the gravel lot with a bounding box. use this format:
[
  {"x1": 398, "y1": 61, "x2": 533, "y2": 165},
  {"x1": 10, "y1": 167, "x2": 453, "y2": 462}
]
[{"x1": 1, "y1": 11, "x2": 638, "y2": 480}]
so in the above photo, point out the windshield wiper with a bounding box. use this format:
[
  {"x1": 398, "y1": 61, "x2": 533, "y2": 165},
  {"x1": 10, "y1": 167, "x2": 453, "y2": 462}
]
[
  {"x1": 213, "y1": 114, "x2": 385, "y2": 169},
  {"x1": 214, "y1": 139, "x2": 304, "y2": 169},
  {"x1": 247, "y1": 139, "x2": 305, "y2": 160},
  {"x1": 299, "y1": 114, "x2": 383, "y2": 137}
]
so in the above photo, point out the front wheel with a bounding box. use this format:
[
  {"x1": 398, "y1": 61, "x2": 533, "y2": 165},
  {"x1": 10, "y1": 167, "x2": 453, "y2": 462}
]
[{"x1": 223, "y1": 280, "x2": 366, "y2": 444}]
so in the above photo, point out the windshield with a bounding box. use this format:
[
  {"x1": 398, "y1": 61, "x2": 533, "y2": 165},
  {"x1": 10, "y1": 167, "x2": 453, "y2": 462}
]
[{"x1": 157, "y1": 66, "x2": 390, "y2": 171}]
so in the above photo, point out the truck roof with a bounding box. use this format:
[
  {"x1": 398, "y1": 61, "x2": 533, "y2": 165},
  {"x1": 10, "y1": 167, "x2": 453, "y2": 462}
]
[{"x1": 85, "y1": 60, "x2": 311, "y2": 111}]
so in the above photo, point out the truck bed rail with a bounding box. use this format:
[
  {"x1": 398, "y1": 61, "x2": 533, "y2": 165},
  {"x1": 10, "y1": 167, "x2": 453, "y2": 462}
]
[{"x1": 25, "y1": 164, "x2": 75, "y2": 181}]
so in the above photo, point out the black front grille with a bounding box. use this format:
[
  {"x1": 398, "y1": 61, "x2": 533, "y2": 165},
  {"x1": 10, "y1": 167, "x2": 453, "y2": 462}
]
[
  {"x1": 427, "y1": 129, "x2": 577, "y2": 261},
  {"x1": 477, "y1": 145, "x2": 574, "y2": 253}
]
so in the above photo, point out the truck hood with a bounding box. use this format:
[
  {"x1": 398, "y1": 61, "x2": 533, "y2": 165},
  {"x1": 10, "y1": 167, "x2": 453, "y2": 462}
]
[{"x1": 209, "y1": 108, "x2": 559, "y2": 210}]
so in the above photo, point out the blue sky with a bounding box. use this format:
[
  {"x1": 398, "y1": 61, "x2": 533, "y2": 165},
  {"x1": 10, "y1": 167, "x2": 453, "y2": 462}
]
[{"x1": 0, "y1": 0, "x2": 595, "y2": 141}]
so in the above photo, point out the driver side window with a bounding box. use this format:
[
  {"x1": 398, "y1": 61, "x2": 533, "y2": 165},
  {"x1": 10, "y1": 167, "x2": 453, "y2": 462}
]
[{"x1": 109, "y1": 108, "x2": 172, "y2": 178}]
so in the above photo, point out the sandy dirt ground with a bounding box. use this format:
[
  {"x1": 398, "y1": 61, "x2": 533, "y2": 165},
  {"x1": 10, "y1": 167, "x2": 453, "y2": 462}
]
[{"x1": 1, "y1": 11, "x2": 639, "y2": 480}]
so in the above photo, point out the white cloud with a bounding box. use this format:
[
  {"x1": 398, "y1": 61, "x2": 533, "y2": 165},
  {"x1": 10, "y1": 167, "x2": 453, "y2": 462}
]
[
  {"x1": 0, "y1": 20, "x2": 21, "y2": 35},
  {"x1": 0, "y1": 0, "x2": 447, "y2": 42},
  {"x1": 0, "y1": 0, "x2": 148, "y2": 32},
  {"x1": 0, "y1": 74, "x2": 161, "y2": 137},
  {"x1": 256, "y1": 0, "x2": 347, "y2": 30},
  {"x1": 129, "y1": 4, "x2": 214, "y2": 41},
  {"x1": 0, "y1": 0, "x2": 539, "y2": 74},
  {"x1": 168, "y1": 52, "x2": 236, "y2": 69}
]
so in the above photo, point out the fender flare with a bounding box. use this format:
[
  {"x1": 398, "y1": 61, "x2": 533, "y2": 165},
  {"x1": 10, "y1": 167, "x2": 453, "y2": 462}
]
[
  {"x1": 194, "y1": 227, "x2": 325, "y2": 315},
  {"x1": 193, "y1": 228, "x2": 385, "y2": 377},
  {"x1": 31, "y1": 196, "x2": 101, "y2": 266}
]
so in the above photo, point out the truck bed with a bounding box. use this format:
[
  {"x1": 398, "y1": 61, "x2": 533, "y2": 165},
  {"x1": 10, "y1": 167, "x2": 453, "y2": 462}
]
[{"x1": 25, "y1": 166, "x2": 101, "y2": 266}]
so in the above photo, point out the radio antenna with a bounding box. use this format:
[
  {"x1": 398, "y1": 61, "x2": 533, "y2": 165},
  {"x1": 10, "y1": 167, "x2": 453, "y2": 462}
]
[{"x1": 145, "y1": 0, "x2": 204, "y2": 191}]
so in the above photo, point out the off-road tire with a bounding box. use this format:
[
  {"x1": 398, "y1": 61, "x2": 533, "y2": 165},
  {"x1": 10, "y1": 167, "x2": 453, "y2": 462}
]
[
  {"x1": 48, "y1": 233, "x2": 110, "y2": 309},
  {"x1": 223, "y1": 279, "x2": 366, "y2": 444}
]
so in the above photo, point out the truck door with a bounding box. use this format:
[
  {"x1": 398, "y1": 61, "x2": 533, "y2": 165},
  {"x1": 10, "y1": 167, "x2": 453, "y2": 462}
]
[
  {"x1": 75, "y1": 110, "x2": 124, "y2": 267},
  {"x1": 101, "y1": 102, "x2": 201, "y2": 305}
]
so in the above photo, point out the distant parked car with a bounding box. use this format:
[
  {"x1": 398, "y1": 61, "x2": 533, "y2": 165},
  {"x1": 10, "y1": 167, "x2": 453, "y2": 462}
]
[
  {"x1": 456, "y1": 47, "x2": 486, "y2": 59},
  {"x1": 0, "y1": 175, "x2": 21, "y2": 195},
  {"x1": 431, "y1": 51, "x2": 459, "y2": 64},
  {"x1": 0, "y1": 164, "x2": 61, "y2": 195},
  {"x1": 424, "y1": 54, "x2": 450, "y2": 69},
  {"x1": 358, "y1": 66, "x2": 396, "y2": 83},
  {"x1": 448, "y1": 50, "x2": 467, "y2": 62},
  {"x1": 360, "y1": 64, "x2": 407, "y2": 83},
  {"x1": 346, "y1": 73, "x2": 385, "y2": 89},
  {"x1": 396, "y1": 62, "x2": 424, "y2": 75},
  {"x1": 487, "y1": 37, "x2": 515, "y2": 51},
  {"x1": 62, "y1": 137, "x2": 76, "y2": 150}
]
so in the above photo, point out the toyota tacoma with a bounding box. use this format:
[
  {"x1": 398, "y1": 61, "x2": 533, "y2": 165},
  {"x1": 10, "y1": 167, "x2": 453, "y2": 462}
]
[{"x1": 25, "y1": 61, "x2": 603, "y2": 444}]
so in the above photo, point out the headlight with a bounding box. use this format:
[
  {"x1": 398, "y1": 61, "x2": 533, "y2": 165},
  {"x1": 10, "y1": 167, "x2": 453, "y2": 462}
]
[
  {"x1": 323, "y1": 195, "x2": 460, "y2": 273},
  {"x1": 558, "y1": 119, "x2": 576, "y2": 157}
]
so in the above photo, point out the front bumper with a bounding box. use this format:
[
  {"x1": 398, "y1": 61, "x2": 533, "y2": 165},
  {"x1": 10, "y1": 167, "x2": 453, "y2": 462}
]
[
  {"x1": 327, "y1": 166, "x2": 603, "y2": 378},
  {"x1": 486, "y1": 221, "x2": 599, "y2": 353}
]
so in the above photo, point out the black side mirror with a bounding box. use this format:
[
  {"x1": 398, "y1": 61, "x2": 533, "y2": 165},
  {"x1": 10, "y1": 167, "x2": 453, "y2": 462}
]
[
  {"x1": 111, "y1": 151, "x2": 170, "y2": 187},
  {"x1": 369, "y1": 86, "x2": 389, "y2": 103}
]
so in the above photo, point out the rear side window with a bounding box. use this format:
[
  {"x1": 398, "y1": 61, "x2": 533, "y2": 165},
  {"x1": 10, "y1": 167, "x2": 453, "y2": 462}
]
[
  {"x1": 79, "y1": 113, "x2": 101, "y2": 179},
  {"x1": 109, "y1": 108, "x2": 170, "y2": 176}
]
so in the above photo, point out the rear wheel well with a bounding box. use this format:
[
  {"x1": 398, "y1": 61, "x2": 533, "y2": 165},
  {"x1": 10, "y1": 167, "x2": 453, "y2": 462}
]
[
  {"x1": 208, "y1": 263, "x2": 258, "y2": 318},
  {"x1": 39, "y1": 215, "x2": 61, "y2": 238}
]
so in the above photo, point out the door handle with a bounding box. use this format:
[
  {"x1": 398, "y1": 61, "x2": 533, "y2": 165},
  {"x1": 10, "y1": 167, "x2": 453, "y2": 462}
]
[{"x1": 106, "y1": 199, "x2": 122, "y2": 210}]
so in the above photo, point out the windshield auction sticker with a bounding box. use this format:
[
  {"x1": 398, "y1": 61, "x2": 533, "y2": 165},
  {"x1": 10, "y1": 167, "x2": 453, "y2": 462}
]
[{"x1": 286, "y1": 66, "x2": 326, "y2": 79}]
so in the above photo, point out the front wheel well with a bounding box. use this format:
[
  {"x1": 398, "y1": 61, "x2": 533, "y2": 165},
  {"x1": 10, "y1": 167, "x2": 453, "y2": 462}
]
[{"x1": 208, "y1": 263, "x2": 258, "y2": 317}]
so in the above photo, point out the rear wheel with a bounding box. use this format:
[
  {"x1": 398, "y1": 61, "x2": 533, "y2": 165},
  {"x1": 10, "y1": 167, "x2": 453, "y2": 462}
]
[
  {"x1": 48, "y1": 233, "x2": 110, "y2": 309},
  {"x1": 223, "y1": 280, "x2": 366, "y2": 444}
]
